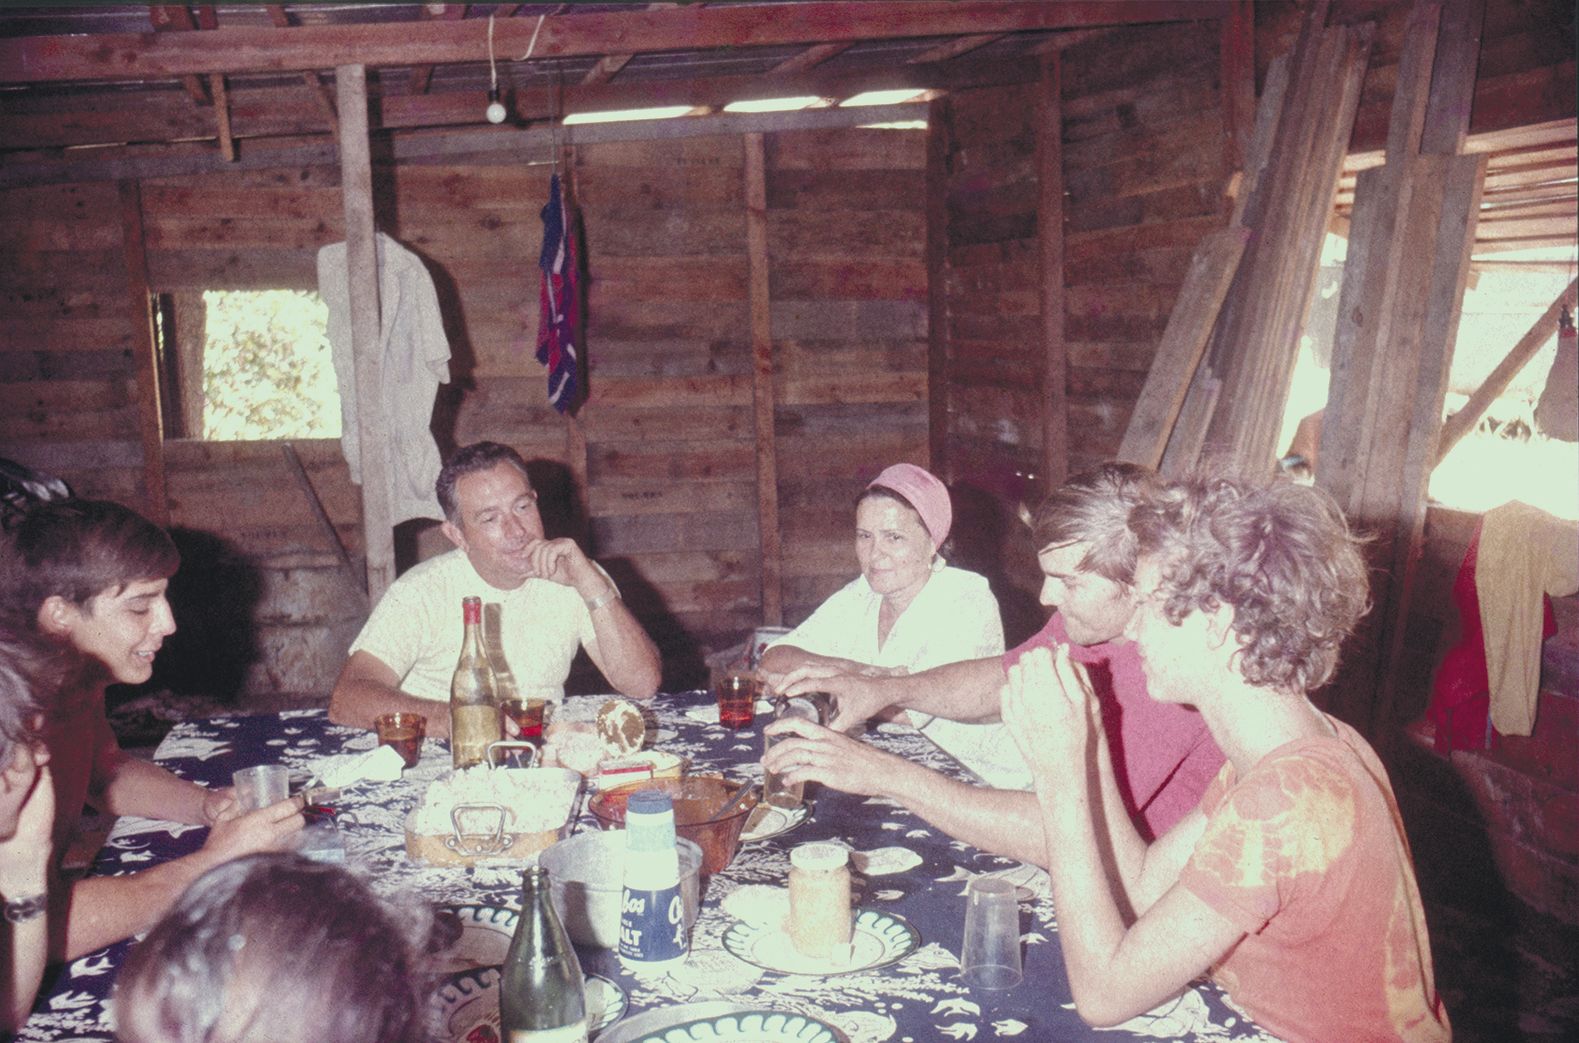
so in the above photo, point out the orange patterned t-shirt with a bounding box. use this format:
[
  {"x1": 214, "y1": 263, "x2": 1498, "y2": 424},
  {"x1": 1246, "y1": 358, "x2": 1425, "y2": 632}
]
[{"x1": 1179, "y1": 717, "x2": 1450, "y2": 1043}]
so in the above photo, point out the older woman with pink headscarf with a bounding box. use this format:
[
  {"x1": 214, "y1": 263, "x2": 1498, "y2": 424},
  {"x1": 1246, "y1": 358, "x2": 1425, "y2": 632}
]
[{"x1": 759, "y1": 464, "x2": 1016, "y2": 783}]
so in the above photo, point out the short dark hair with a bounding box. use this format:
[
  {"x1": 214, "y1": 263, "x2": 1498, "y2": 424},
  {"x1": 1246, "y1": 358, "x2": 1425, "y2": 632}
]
[
  {"x1": 0, "y1": 619, "x2": 60, "y2": 762},
  {"x1": 3, "y1": 498, "x2": 179, "y2": 621},
  {"x1": 115, "y1": 853, "x2": 430, "y2": 1043},
  {"x1": 1029, "y1": 463, "x2": 1160, "y2": 585},
  {"x1": 1129, "y1": 474, "x2": 1370, "y2": 693},
  {"x1": 435, "y1": 441, "x2": 533, "y2": 523}
]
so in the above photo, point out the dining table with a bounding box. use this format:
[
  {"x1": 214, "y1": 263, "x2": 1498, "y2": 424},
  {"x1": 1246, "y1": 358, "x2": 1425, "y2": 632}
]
[{"x1": 17, "y1": 688, "x2": 1279, "y2": 1043}]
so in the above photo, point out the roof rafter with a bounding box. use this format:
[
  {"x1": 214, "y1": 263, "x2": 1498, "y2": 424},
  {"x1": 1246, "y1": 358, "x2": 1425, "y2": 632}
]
[{"x1": 0, "y1": 1, "x2": 1224, "y2": 83}]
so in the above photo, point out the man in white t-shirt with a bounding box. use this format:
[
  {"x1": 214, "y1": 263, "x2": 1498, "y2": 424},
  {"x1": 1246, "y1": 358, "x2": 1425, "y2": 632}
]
[{"x1": 328, "y1": 443, "x2": 662, "y2": 736}]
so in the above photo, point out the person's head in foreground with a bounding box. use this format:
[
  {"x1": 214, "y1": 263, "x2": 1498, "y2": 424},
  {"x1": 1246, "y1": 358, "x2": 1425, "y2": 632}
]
[
  {"x1": 0, "y1": 622, "x2": 59, "y2": 840},
  {"x1": 855, "y1": 463, "x2": 953, "y2": 604},
  {"x1": 1030, "y1": 462, "x2": 1161, "y2": 645},
  {"x1": 435, "y1": 441, "x2": 545, "y2": 589},
  {"x1": 5, "y1": 498, "x2": 179, "y2": 688},
  {"x1": 1124, "y1": 473, "x2": 1369, "y2": 697},
  {"x1": 115, "y1": 853, "x2": 429, "y2": 1043}
]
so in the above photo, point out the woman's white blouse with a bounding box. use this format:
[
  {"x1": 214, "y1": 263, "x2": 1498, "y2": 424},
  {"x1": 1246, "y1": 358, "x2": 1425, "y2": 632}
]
[{"x1": 770, "y1": 564, "x2": 1031, "y2": 788}]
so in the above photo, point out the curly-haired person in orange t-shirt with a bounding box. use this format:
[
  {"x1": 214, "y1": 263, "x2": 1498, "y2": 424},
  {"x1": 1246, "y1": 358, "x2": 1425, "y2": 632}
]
[{"x1": 1003, "y1": 473, "x2": 1450, "y2": 1043}]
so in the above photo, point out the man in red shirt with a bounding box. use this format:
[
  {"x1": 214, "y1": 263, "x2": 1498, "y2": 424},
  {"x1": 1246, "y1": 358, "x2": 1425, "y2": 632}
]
[
  {"x1": 1004, "y1": 474, "x2": 1448, "y2": 1041},
  {"x1": 764, "y1": 463, "x2": 1223, "y2": 862}
]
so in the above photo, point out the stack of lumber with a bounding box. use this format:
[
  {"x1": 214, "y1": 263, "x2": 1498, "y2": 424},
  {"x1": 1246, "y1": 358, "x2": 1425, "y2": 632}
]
[
  {"x1": 1318, "y1": 0, "x2": 1490, "y2": 736},
  {"x1": 1116, "y1": 7, "x2": 1375, "y2": 476}
]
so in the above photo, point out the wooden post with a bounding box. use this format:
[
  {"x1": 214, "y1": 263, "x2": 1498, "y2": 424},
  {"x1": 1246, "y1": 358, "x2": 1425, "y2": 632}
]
[
  {"x1": 335, "y1": 63, "x2": 394, "y2": 601},
  {"x1": 744, "y1": 132, "x2": 782, "y2": 625},
  {"x1": 1436, "y1": 278, "x2": 1578, "y2": 463},
  {"x1": 118, "y1": 179, "x2": 169, "y2": 526},
  {"x1": 1219, "y1": 0, "x2": 1256, "y2": 176},
  {"x1": 924, "y1": 95, "x2": 951, "y2": 476},
  {"x1": 1035, "y1": 54, "x2": 1068, "y2": 490},
  {"x1": 559, "y1": 147, "x2": 592, "y2": 547}
]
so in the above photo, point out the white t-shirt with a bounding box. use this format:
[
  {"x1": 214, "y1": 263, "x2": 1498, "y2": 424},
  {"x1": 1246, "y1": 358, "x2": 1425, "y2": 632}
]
[
  {"x1": 349, "y1": 549, "x2": 601, "y2": 703},
  {"x1": 771, "y1": 564, "x2": 1030, "y2": 788}
]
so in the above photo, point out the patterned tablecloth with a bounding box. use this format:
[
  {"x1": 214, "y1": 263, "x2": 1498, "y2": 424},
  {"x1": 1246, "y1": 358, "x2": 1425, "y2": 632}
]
[{"x1": 19, "y1": 691, "x2": 1279, "y2": 1043}]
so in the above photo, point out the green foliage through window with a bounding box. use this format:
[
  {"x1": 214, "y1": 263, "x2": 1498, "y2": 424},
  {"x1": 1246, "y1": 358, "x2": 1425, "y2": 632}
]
[{"x1": 200, "y1": 289, "x2": 341, "y2": 441}]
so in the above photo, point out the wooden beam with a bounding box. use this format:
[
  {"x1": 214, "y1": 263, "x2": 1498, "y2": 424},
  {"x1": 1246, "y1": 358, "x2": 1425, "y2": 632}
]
[
  {"x1": 210, "y1": 73, "x2": 235, "y2": 161},
  {"x1": 1420, "y1": 0, "x2": 1485, "y2": 155},
  {"x1": 335, "y1": 64, "x2": 394, "y2": 601},
  {"x1": 0, "y1": 2, "x2": 1228, "y2": 83},
  {"x1": 147, "y1": 5, "x2": 210, "y2": 105},
  {"x1": 924, "y1": 95, "x2": 951, "y2": 476},
  {"x1": 772, "y1": 43, "x2": 851, "y2": 74},
  {"x1": 0, "y1": 95, "x2": 932, "y2": 190},
  {"x1": 118, "y1": 179, "x2": 169, "y2": 527},
  {"x1": 409, "y1": 4, "x2": 469, "y2": 96},
  {"x1": 743, "y1": 132, "x2": 782, "y2": 625},
  {"x1": 264, "y1": 4, "x2": 339, "y2": 137},
  {"x1": 0, "y1": 51, "x2": 1040, "y2": 153},
  {"x1": 1437, "y1": 278, "x2": 1579, "y2": 463},
  {"x1": 1036, "y1": 54, "x2": 1068, "y2": 490},
  {"x1": 581, "y1": 53, "x2": 633, "y2": 86},
  {"x1": 907, "y1": 34, "x2": 1004, "y2": 64},
  {"x1": 1219, "y1": 0, "x2": 1255, "y2": 174},
  {"x1": 1115, "y1": 228, "x2": 1250, "y2": 469}
]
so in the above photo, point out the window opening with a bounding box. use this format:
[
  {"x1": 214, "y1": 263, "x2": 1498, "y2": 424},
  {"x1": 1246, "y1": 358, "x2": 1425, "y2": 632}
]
[{"x1": 153, "y1": 289, "x2": 341, "y2": 442}]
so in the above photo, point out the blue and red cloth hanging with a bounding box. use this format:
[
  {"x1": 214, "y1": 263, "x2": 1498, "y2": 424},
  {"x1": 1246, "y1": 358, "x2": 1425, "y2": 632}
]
[{"x1": 537, "y1": 172, "x2": 581, "y2": 414}]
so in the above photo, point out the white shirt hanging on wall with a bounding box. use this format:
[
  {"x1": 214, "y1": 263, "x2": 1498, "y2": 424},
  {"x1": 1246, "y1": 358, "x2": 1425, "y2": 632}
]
[{"x1": 317, "y1": 233, "x2": 452, "y2": 524}]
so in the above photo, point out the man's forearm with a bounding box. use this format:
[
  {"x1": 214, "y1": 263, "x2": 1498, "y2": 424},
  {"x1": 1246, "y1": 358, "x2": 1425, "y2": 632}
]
[
  {"x1": 586, "y1": 599, "x2": 661, "y2": 699},
  {"x1": 878, "y1": 760, "x2": 1047, "y2": 865},
  {"x1": 881, "y1": 657, "x2": 1007, "y2": 722},
  {"x1": 100, "y1": 757, "x2": 208, "y2": 825},
  {"x1": 329, "y1": 679, "x2": 451, "y2": 738},
  {"x1": 58, "y1": 852, "x2": 217, "y2": 960}
]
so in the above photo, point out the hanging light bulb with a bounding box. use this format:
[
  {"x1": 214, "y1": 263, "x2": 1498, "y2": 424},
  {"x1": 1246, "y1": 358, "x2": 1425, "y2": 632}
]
[{"x1": 484, "y1": 12, "x2": 507, "y2": 124}]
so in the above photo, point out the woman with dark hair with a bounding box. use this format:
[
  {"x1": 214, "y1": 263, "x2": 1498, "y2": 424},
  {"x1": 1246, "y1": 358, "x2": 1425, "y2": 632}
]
[
  {"x1": 758, "y1": 463, "x2": 1013, "y2": 782},
  {"x1": 0, "y1": 622, "x2": 61, "y2": 1033},
  {"x1": 115, "y1": 853, "x2": 430, "y2": 1043},
  {"x1": 2, "y1": 499, "x2": 302, "y2": 963}
]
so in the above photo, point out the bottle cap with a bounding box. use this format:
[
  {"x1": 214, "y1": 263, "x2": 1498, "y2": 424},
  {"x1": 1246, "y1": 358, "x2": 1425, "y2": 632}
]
[
  {"x1": 625, "y1": 789, "x2": 678, "y2": 853},
  {"x1": 790, "y1": 841, "x2": 848, "y2": 872}
]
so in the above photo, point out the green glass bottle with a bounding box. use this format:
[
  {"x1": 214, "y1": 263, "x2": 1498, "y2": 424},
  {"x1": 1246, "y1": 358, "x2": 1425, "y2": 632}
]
[{"x1": 499, "y1": 865, "x2": 587, "y2": 1042}]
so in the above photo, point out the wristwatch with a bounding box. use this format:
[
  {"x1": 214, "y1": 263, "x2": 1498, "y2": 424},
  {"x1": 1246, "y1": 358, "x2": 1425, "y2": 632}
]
[{"x1": 3, "y1": 892, "x2": 47, "y2": 924}]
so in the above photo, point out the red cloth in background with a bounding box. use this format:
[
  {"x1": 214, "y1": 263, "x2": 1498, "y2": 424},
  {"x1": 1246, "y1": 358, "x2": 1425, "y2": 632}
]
[{"x1": 1426, "y1": 518, "x2": 1557, "y2": 752}]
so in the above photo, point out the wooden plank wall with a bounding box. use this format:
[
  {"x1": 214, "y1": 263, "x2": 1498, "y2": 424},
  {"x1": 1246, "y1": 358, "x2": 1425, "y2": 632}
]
[
  {"x1": 1061, "y1": 20, "x2": 1232, "y2": 470},
  {"x1": 0, "y1": 182, "x2": 147, "y2": 507},
  {"x1": 932, "y1": 20, "x2": 1231, "y2": 632},
  {"x1": 0, "y1": 128, "x2": 929, "y2": 698},
  {"x1": 767, "y1": 129, "x2": 931, "y2": 627}
]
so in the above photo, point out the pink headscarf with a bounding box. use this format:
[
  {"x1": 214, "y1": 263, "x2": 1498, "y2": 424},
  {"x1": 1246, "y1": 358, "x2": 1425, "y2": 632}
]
[{"x1": 866, "y1": 463, "x2": 952, "y2": 551}]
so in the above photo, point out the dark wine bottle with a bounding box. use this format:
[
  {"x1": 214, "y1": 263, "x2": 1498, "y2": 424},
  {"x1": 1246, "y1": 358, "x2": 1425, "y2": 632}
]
[{"x1": 498, "y1": 865, "x2": 588, "y2": 1042}]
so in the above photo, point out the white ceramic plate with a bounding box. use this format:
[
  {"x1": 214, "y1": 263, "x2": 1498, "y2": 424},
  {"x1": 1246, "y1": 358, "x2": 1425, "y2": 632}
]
[
  {"x1": 429, "y1": 967, "x2": 626, "y2": 1043},
  {"x1": 721, "y1": 908, "x2": 919, "y2": 976},
  {"x1": 621, "y1": 1010, "x2": 845, "y2": 1043},
  {"x1": 738, "y1": 801, "x2": 810, "y2": 844},
  {"x1": 430, "y1": 905, "x2": 518, "y2": 976}
]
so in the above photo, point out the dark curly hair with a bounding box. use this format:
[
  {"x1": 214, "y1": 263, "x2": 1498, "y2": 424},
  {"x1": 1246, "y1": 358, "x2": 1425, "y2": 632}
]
[{"x1": 1129, "y1": 475, "x2": 1370, "y2": 694}]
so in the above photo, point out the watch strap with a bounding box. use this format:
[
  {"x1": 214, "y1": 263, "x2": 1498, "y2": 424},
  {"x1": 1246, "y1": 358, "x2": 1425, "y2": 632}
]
[{"x1": 3, "y1": 892, "x2": 47, "y2": 924}]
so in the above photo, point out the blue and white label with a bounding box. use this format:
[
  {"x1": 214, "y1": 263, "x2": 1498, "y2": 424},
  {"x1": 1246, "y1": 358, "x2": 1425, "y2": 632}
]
[{"x1": 618, "y1": 883, "x2": 688, "y2": 969}]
